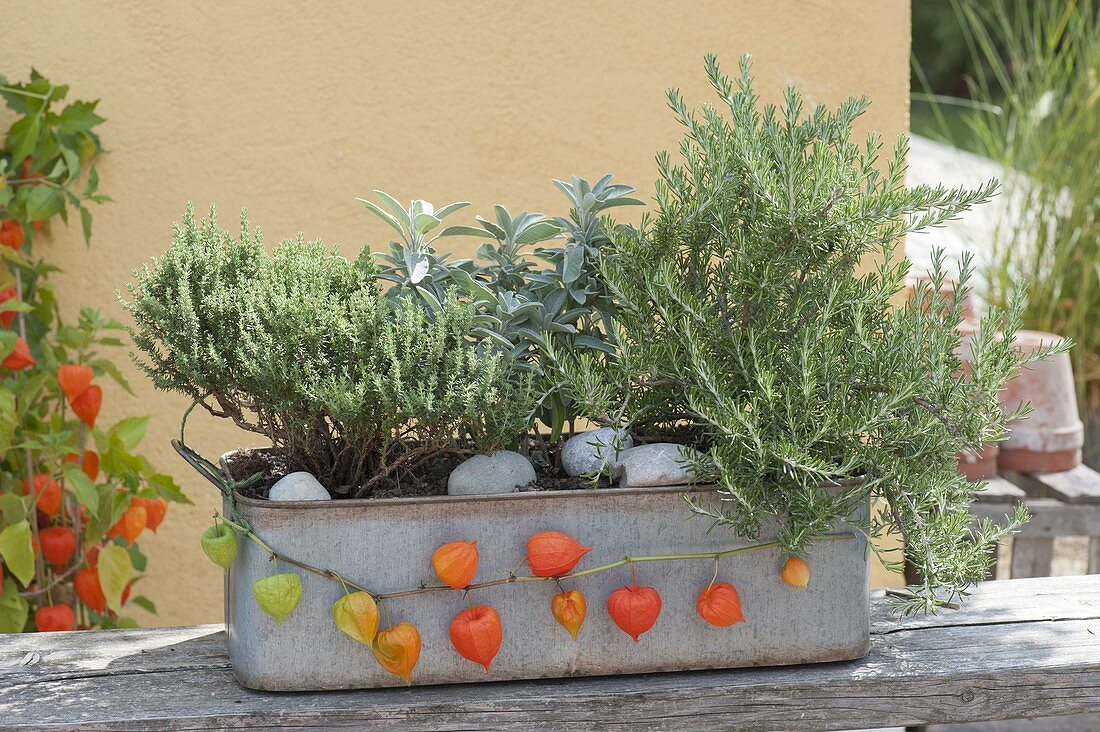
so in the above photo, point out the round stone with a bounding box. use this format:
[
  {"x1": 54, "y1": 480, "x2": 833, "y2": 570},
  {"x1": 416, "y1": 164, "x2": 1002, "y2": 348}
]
[
  {"x1": 561, "y1": 427, "x2": 633, "y2": 478},
  {"x1": 268, "y1": 471, "x2": 332, "y2": 501},
  {"x1": 447, "y1": 450, "x2": 536, "y2": 495},
  {"x1": 617, "y1": 443, "x2": 704, "y2": 488}
]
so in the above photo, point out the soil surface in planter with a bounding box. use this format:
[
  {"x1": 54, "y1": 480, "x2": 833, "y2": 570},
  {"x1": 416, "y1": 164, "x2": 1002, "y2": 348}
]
[{"x1": 223, "y1": 429, "x2": 706, "y2": 501}]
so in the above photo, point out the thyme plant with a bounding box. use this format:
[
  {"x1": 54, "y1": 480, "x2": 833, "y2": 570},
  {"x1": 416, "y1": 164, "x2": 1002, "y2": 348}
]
[
  {"x1": 571, "y1": 55, "x2": 1054, "y2": 612},
  {"x1": 122, "y1": 205, "x2": 532, "y2": 496}
]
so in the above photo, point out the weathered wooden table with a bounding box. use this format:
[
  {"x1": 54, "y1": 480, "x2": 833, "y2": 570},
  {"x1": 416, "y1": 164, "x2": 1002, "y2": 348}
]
[
  {"x1": 971, "y1": 465, "x2": 1100, "y2": 578},
  {"x1": 1, "y1": 575, "x2": 1098, "y2": 731}
]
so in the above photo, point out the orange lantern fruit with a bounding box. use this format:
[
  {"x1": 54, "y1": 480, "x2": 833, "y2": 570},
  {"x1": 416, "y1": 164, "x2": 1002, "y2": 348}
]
[
  {"x1": 0, "y1": 287, "x2": 19, "y2": 329},
  {"x1": 371, "y1": 622, "x2": 422, "y2": 685},
  {"x1": 75, "y1": 566, "x2": 107, "y2": 614},
  {"x1": 551, "y1": 589, "x2": 587, "y2": 639},
  {"x1": 107, "y1": 503, "x2": 147, "y2": 546},
  {"x1": 23, "y1": 474, "x2": 62, "y2": 517},
  {"x1": 449, "y1": 604, "x2": 503, "y2": 672},
  {"x1": 39, "y1": 526, "x2": 77, "y2": 568},
  {"x1": 35, "y1": 604, "x2": 75, "y2": 632},
  {"x1": 696, "y1": 581, "x2": 745, "y2": 627},
  {"x1": 431, "y1": 540, "x2": 479, "y2": 589},
  {"x1": 607, "y1": 584, "x2": 662, "y2": 642},
  {"x1": 2, "y1": 336, "x2": 34, "y2": 370},
  {"x1": 526, "y1": 530, "x2": 591, "y2": 577},
  {"x1": 70, "y1": 384, "x2": 102, "y2": 427},
  {"x1": 781, "y1": 556, "x2": 811, "y2": 589},
  {"x1": 57, "y1": 364, "x2": 94, "y2": 402},
  {"x1": 0, "y1": 220, "x2": 24, "y2": 251}
]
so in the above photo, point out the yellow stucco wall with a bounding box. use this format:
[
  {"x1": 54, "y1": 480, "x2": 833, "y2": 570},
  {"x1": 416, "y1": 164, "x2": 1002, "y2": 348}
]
[{"x1": 1, "y1": 0, "x2": 910, "y2": 626}]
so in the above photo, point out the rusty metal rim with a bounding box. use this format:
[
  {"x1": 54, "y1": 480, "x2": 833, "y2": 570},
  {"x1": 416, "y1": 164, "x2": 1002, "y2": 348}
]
[{"x1": 224, "y1": 448, "x2": 864, "y2": 512}]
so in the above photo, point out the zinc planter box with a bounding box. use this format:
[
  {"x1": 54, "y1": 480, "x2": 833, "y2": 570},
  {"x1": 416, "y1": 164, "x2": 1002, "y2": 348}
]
[{"x1": 224, "y1": 475, "x2": 870, "y2": 691}]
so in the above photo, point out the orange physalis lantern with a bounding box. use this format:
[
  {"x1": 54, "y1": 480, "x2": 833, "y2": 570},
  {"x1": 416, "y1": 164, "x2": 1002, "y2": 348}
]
[
  {"x1": 107, "y1": 504, "x2": 147, "y2": 545},
  {"x1": 696, "y1": 581, "x2": 745, "y2": 627},
  {"x1": 525, "y1": 530, "x2": 591, "y2": 577},
  {"x1": 0, "y1": 220, "x2": 24, "y2": 251},
  {"x1": 70, "y1": 384, "x2": 102, "y2": 427},
  {"x1": 449, "y1": 604, "x2": 503, "y2": 672},
  {"x1": 2, "y1": 337, "x2": 34, "y2": 370},
  {"x1": 551, "y1": 589, "x2": 587, "y2": 639},
  {"x1": 431, "y1": 540, "x2": 479, "y2": 589},
  {"x1": 332, "y1": 591, "x2": 380, "y2": 647},
  {"x1": 57, "y1": 364, "x2": 94, "y2": 402},
  {"x1": 607, "y1": 584, "x2": 662, "y2": 642},
  {"x1": 372, "y1": 622, "x2": 422, "y2": 685},
  {"x1": 23, "y1": 474, "x2": 61, "y2": 517},
  {"x1": 35, "y1": 604, "x2": 75, "y2": 632},
  {"x1": 39, "y1": 526, "x2": 77, "y2": 567},
  {"x1": 781, "y1": 556, "x2": 810, "y2": 588},
  {"x1": 0, "y1": 287, "x2": 18, "y2": 329},
  {"x1": 135, "y1": 497, "x2": 168, "y2": 532},
  {"x1": 64, "y1": 450, "x2": 100, "y2": 481},
  {"x1": 74, "y1": 566, "x2": 107, "y2": 614}
]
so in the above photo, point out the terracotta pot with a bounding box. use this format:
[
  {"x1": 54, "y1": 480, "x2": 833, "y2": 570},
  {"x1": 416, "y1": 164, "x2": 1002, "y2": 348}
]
[
  {"x1": 998, "y1": 330, "x2": 1082, "y2": 473},
  {"x1": 956, "y1": 444, "x2": 999, "y2": 481}
]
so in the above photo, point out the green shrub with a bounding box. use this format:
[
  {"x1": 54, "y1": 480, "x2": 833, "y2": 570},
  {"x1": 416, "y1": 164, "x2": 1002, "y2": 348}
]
[
  {"x1": 569, "y1": 55, "x2": 1051, "y2": 612},
  {"x1": 122, "y1": 205, "x2": 532, "y2": 495},
  {"x1": 364, "y1": 176, "x2": 642, "y2": 441}
]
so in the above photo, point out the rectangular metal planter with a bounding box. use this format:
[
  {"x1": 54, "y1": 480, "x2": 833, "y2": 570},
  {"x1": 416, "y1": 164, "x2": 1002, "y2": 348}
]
[{"x1": 225, "y1": 481, "x2": 869, "y2": 691}]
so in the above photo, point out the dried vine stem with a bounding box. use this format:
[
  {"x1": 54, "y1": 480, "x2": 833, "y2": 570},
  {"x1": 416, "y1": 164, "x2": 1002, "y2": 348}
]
[{"x1": 214, "y1": 512, "x2": 856, "y2": 603}]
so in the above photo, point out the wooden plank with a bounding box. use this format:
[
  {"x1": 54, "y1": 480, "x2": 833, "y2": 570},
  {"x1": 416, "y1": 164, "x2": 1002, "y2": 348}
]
[
  {"x1": 1009, "y1": 537, "x2": 1055, "y2": 578},
  {"x1": 972, "y1": 499, "x2": 1100, "y2": 537},
  {"x1": 975, "y1": 476, "x2": 1028, "y2": 503},
  {"x1": 926, "y1": 714, "x2": 1100, "y2": 731},
  {"x1": 1, "y1": 577, "x2": 1099, "y2": 731},
  {"x1": 1027, "y1": 465, "x2": 1100, "y2": 505}
]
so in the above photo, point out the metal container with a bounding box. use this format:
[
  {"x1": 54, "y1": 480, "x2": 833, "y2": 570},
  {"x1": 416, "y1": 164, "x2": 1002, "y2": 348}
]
[{"x1": 225, "y1": 479, "x2": 870, "y2": 691}]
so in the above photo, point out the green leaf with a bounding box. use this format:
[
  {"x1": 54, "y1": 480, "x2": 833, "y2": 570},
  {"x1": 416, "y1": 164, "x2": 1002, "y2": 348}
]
[
  {"x1": 562, "y1": 244, "x2": 584, "y2": 284},
  {"x1": 0, "y1": 520, "x2": 35, "y2": 587},
  {"x1": 0, "y1": 577, "x2": 29, "y2": 633},
  {"x1": 252, "y1": 572, "x2": 302, "y2": 624},
  {"x1": 83, "y1": 166, "x2": 99, "y2": 196},
  {"x1": 62, "y1": 463, "x2": 99, "y2": 514},
  {"x1": 91, "y1": 358, "x2": 133, "y2": 394},
  {"x1": 0, "y1": 388, "x2": 17, "y2": 453},
  {"x1": 115, "y1": 617, "x2": 139, "y2": 628},
  {"x1": 111, "y1": 416, "x2": 149, "y2": 450},
  {"x1": 515, "y1": 220, "x2": 563, "y2": 245},
  {"x1": 130, "y1": 595, "x2": 157, "y2": 614},
  {"x1": 356, "y1": 199, "x2": 403, "y2": 237},
  {"x1": 98, "y1": 544, "x2": 134, "y2": 614},
  {"x1": 80, "y1": 206, "x2": 93, "y2": 244},
  {"x1": 0, "y1": 330, "x2": 17, "y2": 360},
  {"x1": 0, "y1": 493, "x2": 26, "y2": 525},
  {"x1": 127, "y1": 542, "x2": 148, "y2": 572},
  {"x1": 7, "y1": 116, "x2": 41, "y2": 163},
  {"x1": 58, "y1": 101, "x2": 105, "y2": 135},
  {"x1": 372, "y1": 190, "x2": 411, "y2": 228},
  {"x1": 438, "y1": 225, "x2": 492, "y2": 240},
  {"x1": 148, "y1": 472, "x2": 190, "y2": 504},
  {"x1": 412, "y1": 212, "x2": 441, "y2": 235},
  {"x1": 24, "y1": 185, "x2": 64, "y2": 221}
]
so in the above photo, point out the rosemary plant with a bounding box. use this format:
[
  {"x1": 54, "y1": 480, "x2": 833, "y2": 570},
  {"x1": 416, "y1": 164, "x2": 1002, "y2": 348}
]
[{"x1": 569, "y1": 55, "x2": 1056, "y2": 613}]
